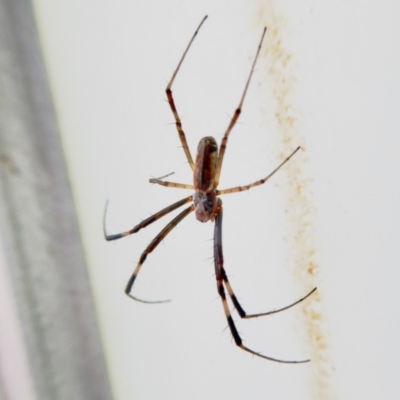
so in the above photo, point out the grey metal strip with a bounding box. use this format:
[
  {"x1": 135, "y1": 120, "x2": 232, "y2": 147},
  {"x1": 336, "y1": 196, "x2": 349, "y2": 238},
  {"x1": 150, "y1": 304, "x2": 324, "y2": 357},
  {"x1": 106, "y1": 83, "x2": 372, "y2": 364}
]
[{"x1": 0, "y1": 0, "x2": 113, "y2": 399}]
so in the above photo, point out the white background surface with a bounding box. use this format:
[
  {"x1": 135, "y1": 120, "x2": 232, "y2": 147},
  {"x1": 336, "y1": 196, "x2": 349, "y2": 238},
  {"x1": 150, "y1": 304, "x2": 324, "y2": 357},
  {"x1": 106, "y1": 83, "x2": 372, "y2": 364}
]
[{"x1": 32, "y1": 1, "x2": 400, "y2": 399}]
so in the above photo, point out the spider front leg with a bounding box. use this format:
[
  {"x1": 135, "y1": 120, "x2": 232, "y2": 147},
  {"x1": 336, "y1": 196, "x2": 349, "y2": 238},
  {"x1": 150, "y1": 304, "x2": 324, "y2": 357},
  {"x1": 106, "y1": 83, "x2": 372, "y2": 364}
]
[
  {"x1": 214, "y1": 27, "x2": 267, "y2": 188},
  {"x1": 214, "y1": 199, "x2": 312, "y2": 363},
  {"x1": 166, "y1": 15, "x2": 208, "y2": 170}
]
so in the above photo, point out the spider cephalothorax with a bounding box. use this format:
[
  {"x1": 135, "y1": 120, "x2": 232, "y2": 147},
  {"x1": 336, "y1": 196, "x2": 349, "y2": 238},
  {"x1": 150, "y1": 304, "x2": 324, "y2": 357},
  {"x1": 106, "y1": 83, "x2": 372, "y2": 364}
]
[{"x1": 193, "y1": 190, "x2": 217, "y2": 222}]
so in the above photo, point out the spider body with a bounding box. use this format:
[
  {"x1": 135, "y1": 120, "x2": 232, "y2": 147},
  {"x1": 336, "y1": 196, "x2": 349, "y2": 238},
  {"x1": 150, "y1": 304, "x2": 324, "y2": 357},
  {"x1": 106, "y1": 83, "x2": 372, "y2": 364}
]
[{"x1": 104, "y1": 15, "x2": 316, "y2": 363}]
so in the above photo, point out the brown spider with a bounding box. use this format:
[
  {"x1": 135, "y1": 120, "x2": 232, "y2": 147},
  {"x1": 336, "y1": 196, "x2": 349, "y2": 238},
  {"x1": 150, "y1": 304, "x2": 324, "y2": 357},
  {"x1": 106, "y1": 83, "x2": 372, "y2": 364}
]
[{"x1": 104, "y1": 15, "x2": 316, "y2": 363}]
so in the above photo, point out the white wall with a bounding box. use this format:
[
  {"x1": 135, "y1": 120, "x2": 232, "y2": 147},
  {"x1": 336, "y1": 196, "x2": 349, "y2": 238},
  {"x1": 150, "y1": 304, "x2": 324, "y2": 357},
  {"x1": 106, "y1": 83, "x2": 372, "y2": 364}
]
[{"x1": 33, "y1": 1, "x2": 400, "y2": 399}]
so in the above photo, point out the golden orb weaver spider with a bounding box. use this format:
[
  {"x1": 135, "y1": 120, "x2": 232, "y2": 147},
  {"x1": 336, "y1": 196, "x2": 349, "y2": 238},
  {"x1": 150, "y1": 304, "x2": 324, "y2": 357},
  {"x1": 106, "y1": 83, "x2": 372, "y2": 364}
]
[{"x1": 104, "y1": 15, "x2": 316, "y2": 363}]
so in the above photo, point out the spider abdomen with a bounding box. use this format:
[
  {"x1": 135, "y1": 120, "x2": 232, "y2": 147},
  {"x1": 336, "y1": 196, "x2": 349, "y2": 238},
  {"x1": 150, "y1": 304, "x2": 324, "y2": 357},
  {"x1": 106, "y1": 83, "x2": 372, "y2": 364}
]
[
  {"x1": 193, "y1": 136, "x2": 218, "y2": 222},
  {"x1": 193, "y1": 136, "x2": 218, "y2": 193}
]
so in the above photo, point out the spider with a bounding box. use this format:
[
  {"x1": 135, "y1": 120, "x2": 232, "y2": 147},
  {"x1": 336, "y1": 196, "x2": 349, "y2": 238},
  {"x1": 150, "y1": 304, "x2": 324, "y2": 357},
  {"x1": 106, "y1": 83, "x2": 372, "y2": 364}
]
[{"x1": 104, "y1": 15, "x2": 316, "y2": 363}]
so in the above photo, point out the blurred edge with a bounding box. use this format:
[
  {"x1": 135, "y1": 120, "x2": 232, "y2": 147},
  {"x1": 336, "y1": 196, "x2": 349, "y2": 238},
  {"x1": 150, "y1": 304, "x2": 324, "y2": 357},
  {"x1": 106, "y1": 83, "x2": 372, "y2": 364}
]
[{"x1": 0, "y1": 0, "x2": 113, "y2": 399}]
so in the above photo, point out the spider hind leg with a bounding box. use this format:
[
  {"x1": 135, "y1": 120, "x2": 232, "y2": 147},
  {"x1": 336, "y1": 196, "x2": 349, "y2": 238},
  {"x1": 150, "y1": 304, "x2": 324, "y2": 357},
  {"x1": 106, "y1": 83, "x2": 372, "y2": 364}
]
[{"x1": 214, "y1": 202, "x2": 315, "y2": 363}]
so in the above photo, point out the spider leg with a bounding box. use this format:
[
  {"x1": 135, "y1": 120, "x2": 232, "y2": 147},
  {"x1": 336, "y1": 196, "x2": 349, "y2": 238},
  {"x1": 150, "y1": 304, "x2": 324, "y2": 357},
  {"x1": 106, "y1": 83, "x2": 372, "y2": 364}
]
[
  {"x1": 149, "y1": 178, "x2": 194, "y2": 190},
  {"x1": 214, "y1": 27, "x2": 267, "y2": 188},
  {"x1": 126, "y1": 204, "x2": 194, "y2": 303},
  {"x1": 103, "y1": 195, "x2": 193, "y2": 240},
  {"x1": 166, "y1": 15, "x2": 208, "y2": 171},
  {"x1": 152, "y1": 171, "x2": 175, "y2": 180},
  {"x1": 214, "y1": 200, "x2": 311, "y2": 363},
  {"x1": 217, "y1": 147, "x2": 301, "y2": 195}
]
